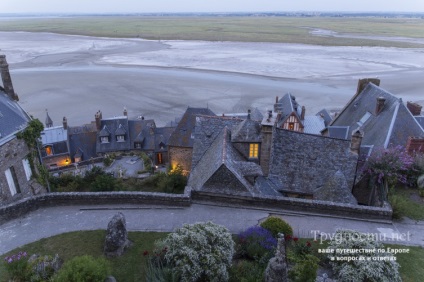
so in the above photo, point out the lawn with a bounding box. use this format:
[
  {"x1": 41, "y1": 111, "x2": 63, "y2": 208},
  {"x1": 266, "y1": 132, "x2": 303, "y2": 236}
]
[
  {"x1": 390, "y1": 187, "x2": 424, "y2": 221},
  {"x1": 0, "y1": 16, "x2": 423, "y2": 47},
  {"x1": 1, "y1": 231, "x2": 423, "y2": 281}
]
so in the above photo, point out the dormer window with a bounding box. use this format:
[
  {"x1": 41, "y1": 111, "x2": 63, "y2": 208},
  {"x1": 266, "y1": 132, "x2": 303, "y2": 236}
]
[
  {"x1": 101, "y1": 136, "x2": 109, "y2": 143},
  {"x1": 116, "y1": 135, "x2": 125, "y2": 142},
  {"x1": 249, "y1": 143, "x2": 259, "y2": 159},
  {"x1": 115, "y1": 124, "x2": 126, "y2": 142}
]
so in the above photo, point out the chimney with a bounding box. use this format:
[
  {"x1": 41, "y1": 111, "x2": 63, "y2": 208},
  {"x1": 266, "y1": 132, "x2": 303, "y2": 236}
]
[
  {"x1": 275, "y1": 96, "x2": 279, "y2": 103},
  {"x1": 63, "y1": 116, "x2": 68, "y2": 130},
  {"x1": 300, "y1": 106, "x2": 306, "y2": 120},
  {"x1": 350, "y1": 129, "x2": 363, "y2": 155},
  {"x1": 376, "y1": 97, "x2": 386, "y2": 115},
  {"x1": 141, "y1": 116, "x2": 144, "y2": 120},
  {"x1": 407, "y1": 101, "x2": 422, "y2": 116},
  {"x1": 0, "y1": 55, "x2": 19, "y2": 101},
  {"x1": 356, "y1": 78, "x2": 381, "y2": 96},
  {"x1": 95, "y1": 111, "x2": 101, "y2": 130},
  {"x1": 247, "y1": 109, "x2": 251, "y2": 120},
  {"x1": 123, "y1": 107, "x2": 128, "y2": 116}
]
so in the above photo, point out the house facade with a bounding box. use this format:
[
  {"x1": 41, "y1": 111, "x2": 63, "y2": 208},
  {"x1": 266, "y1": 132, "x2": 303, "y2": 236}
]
[{"x1": 0, "y1": 54, "x2": 46, "y2": 205}]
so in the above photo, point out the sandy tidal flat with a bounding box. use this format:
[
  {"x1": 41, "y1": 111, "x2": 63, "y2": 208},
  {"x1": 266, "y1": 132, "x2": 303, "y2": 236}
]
[{"x1": 1, "y1": 31, "x2": 423, "y2": 126}]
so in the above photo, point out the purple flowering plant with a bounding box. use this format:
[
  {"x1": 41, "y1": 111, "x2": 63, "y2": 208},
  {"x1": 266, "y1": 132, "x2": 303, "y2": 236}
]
[
  {"x1": 363, "y1": 145, "x2": 415, "y2": 185},
  {"x1": 3, "y1": 251, "x2": 30, "y2": 281},
  {"x1": 237, "y1": 226, "x2": 277, "y2": 261}
]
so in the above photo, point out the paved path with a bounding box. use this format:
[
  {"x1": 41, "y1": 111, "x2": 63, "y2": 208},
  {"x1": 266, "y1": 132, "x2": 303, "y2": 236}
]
[{"x1": 1, "y1": 203, "x2": 423, "y2": 255}]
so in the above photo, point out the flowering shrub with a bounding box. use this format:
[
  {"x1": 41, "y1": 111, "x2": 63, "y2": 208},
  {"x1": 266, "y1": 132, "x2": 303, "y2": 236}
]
[
  {"x1": 237, "y1": 226, "x2": 277, "y2": 262},
  {"x1": 327, "y1": 230, "x2": 401, "y2": 282},
  {"x1": 363, "y1": 145, "x2": 414, "y2": 184},
  {"x1": 3, "y1": 251, "x2": 29, "y2": 281},
  {"x1": 161, "y1": 221, "x2": 234, "y2": 282},
  {"x1": 260, "y1": 216, "x2": 293, "y2": 238}
]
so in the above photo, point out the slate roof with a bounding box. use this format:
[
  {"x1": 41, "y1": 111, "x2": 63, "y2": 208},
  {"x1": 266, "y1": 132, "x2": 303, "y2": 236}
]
[
  {"x1": 329, "y1": 82, "x2": 424, "y2": 148},
  {"x1": 188, "y1": 126, "x2": 262, "y2": 195},
  {"x1": 128, "y1": 119, "x2": 156, "y2": 151},
  {"x1": 96, "y1": 117, "x2": 131, "y2": 153},
  {"x1": 0, "y1": 91, "x2": 30, "y2": 145},
  {"x1": 68, "y1": 123, "x2": 98, "y2": 161},
  {"x1": 169, "y1": 107, "x2": 216, "y2": 148},
  {"x1": 416, "y1": 116, "x2": 424, "y2": 129},
  {"x1": 231, "y1": 118, "x2": 262, "y2": 142},
  {"x1": 327, "y1": 126, "x2": 350, "y2": 140},
  {"x1": 191, "y1": 115, "x2": 243, "y2": 170},
  {"x1": 41, "y1": 126, "x2": 67, "y2": 144},
  {"x1": 303, "y1": 116, "x2": 326, "y2": 135},
  {"x1": 274, "y1": 93, "x2": 303, "y2": 127},
  {"x1": 316, "y1": 109, "x2": 332, "y2": 126},
  {"x1": 221, "y1": 108, "x2": 264, "y2": 122},
  {"x1": 154, "y1": 127, "x2": 174, "y2": 152}
]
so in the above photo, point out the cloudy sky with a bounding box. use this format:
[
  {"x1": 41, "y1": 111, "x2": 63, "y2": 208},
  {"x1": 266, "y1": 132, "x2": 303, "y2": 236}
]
[{"x1": 1, "y1": 0, "x2": 423, "y2": 14}]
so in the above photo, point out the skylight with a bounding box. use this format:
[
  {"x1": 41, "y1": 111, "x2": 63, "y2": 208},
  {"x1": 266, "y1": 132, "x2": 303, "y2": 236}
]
[{"x1": 357, "y1": 112, "x2": 371, "y2": 126}]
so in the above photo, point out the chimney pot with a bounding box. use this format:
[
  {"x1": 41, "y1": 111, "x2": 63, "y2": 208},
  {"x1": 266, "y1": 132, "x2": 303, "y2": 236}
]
[{"x1": 376, "y1": 97, "x2": 386, "y2": 115}]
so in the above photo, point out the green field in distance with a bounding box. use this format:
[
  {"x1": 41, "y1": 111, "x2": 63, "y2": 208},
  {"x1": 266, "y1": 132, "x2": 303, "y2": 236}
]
[{"x1": 0, "y1": 16, "x2": 423, "y2": 47}]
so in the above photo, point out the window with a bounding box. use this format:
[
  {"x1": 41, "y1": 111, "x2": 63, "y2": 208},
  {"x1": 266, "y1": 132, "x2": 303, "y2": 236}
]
[
  {"x1": 134, "y1": 142, "x2": 142, "y2": 149},
  {"x1": 288, "y1": 122, "x2": 295, "y2": 130},
  {"x1": 100, "y1": 136, "x2": 109, "y2": 143},
  {"x1": 157, "y1": 153, "x2": 163, "y2": 164},
  {"x1": 357, "y1": 112, "x2": 372, "y2": 126},
  {"x1": 249, "y1": 143, "x2": 259, "y2": 158},
  {"x1": 45, "y1": 146, "x2": 52, "y2": 156},
  {"x1": 116, "y1": 135, "x2": 125, "y2": 142},
  {"x1": 5, "y1": 167, "x2": 21, "y2": 196},
  {"x1": 22, "y1": 159, "x2": 32, "y2": 181}
]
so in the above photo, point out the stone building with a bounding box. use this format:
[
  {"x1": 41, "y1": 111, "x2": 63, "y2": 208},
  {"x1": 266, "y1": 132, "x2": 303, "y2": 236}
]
[
  {"x1": 323, "y1": 78, "x2": 424, "y2": 155},
  {"x1": 0, "y1": 54, "x2": 46, "y2": 205},
  {"x1": 188, "y1": 110, "x2": 359, "y2": 204},
  {"x1": 168, "y1": 107, "x2": 215, "y2": 173}
]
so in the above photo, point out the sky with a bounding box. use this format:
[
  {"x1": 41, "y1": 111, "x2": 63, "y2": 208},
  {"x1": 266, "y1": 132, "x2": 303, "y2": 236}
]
[{"x1": 0, "y1": 0, "x2": 424, "y2": 14}]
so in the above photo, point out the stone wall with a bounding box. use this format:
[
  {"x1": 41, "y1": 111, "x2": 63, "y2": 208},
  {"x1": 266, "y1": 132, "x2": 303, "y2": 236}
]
[
  {"x1": 0, "y1": 137, "x2": 45, "y2": 204},
  {"x1": 191, "y1": 190, "x2": 392, "y2": 221},
  {"x1": 0, "y1": 190, "x2": 192, "y2": 225},
  {"x1": 169, "y1": 146, "x2": 193, "y2": 173}
]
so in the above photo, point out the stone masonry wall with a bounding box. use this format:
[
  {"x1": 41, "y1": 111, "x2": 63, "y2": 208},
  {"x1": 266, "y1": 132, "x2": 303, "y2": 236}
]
[
  {"x1": 169, "y1": 146, "x2": 193, "y2": 173},
  {"x1": 0, "y1": 137, "x2": 42, "y2": 204}
]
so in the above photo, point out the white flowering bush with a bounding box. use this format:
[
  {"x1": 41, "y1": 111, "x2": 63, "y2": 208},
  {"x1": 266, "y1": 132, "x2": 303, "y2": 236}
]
[
  {"x1": 161, "y1": 221, "x2": 234, "y2": 282},
  {"x1": 327, "y1": 229, "x2": 401, "y2": 282}
]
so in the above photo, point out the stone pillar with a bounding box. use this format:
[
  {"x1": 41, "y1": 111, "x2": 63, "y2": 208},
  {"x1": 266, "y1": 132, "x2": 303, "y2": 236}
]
[
  {"x1": 264, "y1": 233, "x2": 288, "y2": 282},
  {"x1": 0, "y1": 55, "x2": 19, "y2": 101}
]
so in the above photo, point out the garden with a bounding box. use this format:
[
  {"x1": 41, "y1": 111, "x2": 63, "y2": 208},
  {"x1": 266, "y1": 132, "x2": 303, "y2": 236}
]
[{"x1": 1, "y1": 217, "x2": 422, "y2": 282}]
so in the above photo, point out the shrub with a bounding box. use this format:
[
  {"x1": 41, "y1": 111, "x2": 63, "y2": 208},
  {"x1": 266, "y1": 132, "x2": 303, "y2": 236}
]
[
  {"x1": 90, "y1": 174, "x2": 120, "y2": 192},
  {"x1": 260, "y1": 216, "x2": 293, "y2": 238},
  {"x1": 28, "y1": 254, "x2": 62, "y2": 282},
  {"x1": 52, "y1": 255, "x2": 110, "y2": 282},
  {"x1": 3, "y1": 251, "x2": 30, "y2": 281},
  {"x1": 327, "y1": 229, "x2": 401, "y2": 282},
  {"x1": 103, "y1": 156, "x2": 113, "y2": 167},
  {"x1": 288, "y1": 254, "x2": 319, "y2": 282},
  {"x1": 228, "y1": 260, "x2": 265, "y2": 282},
  {"x1": 161, "y1": 221, "x2": 234, "y2": 282},
  {"x1": 388, "y1": 193, "x2": 408, "y2": 220},
  {"x1": 237, "y1": 226, "x2": 277, "y2": 262}
]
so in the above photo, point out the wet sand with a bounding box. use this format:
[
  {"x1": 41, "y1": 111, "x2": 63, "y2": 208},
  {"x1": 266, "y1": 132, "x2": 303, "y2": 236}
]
[{"x1": 1, "y1": 32, "x2": 423, "y2": 126}]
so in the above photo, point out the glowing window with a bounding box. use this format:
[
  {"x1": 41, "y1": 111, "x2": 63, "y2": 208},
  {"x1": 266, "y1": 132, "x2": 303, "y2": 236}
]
[
  {"x1": 45, "y1": 146, "x2": 52, "y2": 156},
  {"x1": 288, "y1": 122, "x2": 295, "y2": 130},
  {"x1": 249, "y1": 143, "x2": 259, "y2": 158}
]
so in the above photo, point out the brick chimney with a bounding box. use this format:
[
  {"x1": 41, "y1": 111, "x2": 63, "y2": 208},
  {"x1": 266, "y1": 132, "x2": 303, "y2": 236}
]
[
  {"x1": 407, "y1": 101, "x2": 422, "y2": 116},
  {"x1": 300, "y1": 106, "x2": 306, "y2": 120},
  {"x1": 376, "y1": 97, "x2": 386, "y2": 115},
  {"x1": 356, "y1": 78, "x2": 380, "y2": 96},
  {"x1": 0, "y1": 55, "x2": 19, "y2": 101},
  {"x1": 350, "y1": 129, "x2": 363, "y2": 155},
  {"x1": 63, "y1": 116, "x2": 68, "y2": 130},
  {"x1": 406, "y1": 136, "x2": 424, "y2": 154},
  {"x1": 95, "y1": 111, "x2": 102, "y2": 130}
]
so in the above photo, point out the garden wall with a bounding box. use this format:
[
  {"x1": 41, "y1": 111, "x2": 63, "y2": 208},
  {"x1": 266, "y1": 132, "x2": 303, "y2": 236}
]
[
  {"x1": 191, "y1": 190, "x2": 392, "y2": 221},
  {"x1": 0, "y1": 191, "x2": 191, "y2": 225}
]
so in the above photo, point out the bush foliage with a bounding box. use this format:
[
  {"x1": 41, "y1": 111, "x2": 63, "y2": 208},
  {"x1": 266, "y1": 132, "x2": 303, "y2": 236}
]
[
  {"x1": 260, "y1": 216, "x2": 293, "y2": 238},
  {"x1": 327, "y1": 230, "x2": 401, "y2": 282},
  {"x1": 161, "y1": 222, "x2": 234, "y2": 282},
  {"x1": 52, "y1": 255, "x2": 110, "y2": 282}
]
